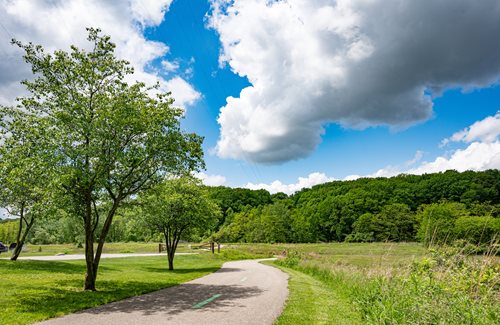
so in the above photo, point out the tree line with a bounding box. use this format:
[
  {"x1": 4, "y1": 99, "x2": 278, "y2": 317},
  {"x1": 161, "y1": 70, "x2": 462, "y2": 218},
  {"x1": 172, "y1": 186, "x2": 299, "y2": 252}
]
[
  {"x1": 212, "y1": 170, "x2": 499, "y2": 245},
  {"x1": 2, "y1": 169, "x2": 499, "y2": 248}
]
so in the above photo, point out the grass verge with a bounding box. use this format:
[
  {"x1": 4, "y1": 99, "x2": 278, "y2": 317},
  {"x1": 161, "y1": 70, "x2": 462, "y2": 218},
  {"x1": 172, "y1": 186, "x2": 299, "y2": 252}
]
[{"x1": 268, "y1": 262, "x2": 362, "y2": 325}]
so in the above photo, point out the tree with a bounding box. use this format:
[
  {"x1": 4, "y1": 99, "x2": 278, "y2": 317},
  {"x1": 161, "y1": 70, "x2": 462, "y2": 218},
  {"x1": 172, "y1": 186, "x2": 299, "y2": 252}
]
[
  {"x1": 0, "y1": 106, "x2": 55, "y2": 260},
  {"x1": 10, "y1": 28, "x2": 204, "y2": 290},
  {"x1": 141, "y1": 176, "x2": 220, "y2": 270},
  {"x1": 417, "y1": 202, "x2": 468, "y2": 246},
  {"x1": 371, "y1": 204, "x2": 416, "y2": 242}
]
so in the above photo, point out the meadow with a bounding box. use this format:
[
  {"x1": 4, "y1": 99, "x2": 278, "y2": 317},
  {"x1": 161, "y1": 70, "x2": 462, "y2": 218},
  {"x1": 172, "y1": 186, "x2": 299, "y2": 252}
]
[{"x1": 263, "y1": 242, "x2": 499, "y2": 324}]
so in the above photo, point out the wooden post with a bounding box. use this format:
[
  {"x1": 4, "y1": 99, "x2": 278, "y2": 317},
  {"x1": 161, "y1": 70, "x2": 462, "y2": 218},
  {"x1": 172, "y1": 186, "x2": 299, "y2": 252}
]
[
  {"x1": 211, "y1": 242, "x2": 215, "y2": 254},
  {"x1": 217, "y1": 242, "x2": 220, "y2": 253},
  {"x1": 159, "y1": 243, "x2": 162, "y2": 253}
]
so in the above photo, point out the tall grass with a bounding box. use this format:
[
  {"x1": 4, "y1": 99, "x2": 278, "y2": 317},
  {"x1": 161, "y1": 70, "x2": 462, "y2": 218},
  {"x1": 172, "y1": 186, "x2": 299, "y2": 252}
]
[{"x1": 274, "y1": 243, "x2": 499, "y2": 324}]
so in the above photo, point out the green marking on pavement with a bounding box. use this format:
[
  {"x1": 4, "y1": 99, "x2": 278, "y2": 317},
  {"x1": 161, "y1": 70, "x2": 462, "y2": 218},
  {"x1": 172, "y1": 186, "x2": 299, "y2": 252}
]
[{"x1": 192, "y1": 294, "x2": 222, "y2": 309}]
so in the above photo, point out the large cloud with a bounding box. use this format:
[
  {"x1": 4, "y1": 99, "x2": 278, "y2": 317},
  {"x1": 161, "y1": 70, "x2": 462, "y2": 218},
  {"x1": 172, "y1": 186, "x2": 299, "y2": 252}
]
[
  {"x1": 209, "y1": 0, "x2": 500, "y2": 163},
  {"x1": 0, "y1": 0, "x2": 199, "y2": 107}
]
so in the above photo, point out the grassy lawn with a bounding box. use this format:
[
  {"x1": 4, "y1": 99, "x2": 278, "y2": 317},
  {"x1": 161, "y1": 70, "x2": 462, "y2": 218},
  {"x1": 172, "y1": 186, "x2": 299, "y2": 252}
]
[{"x1": 0, "y1": 253, "x2": 228, "y2": 325}]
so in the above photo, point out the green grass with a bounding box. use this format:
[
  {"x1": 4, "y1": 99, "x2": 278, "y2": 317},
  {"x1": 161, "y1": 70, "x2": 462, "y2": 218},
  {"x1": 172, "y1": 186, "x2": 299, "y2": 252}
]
[
  {"x1": 269, "y1": 264, "x2": 361, "y2": 325},
  {"x1": 0, "y1": 253, "x2": 231, "y2": 325}
]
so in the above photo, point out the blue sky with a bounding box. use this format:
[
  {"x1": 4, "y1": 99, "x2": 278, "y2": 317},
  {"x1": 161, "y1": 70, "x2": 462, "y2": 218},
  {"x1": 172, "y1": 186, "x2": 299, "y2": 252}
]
[
  {"x1": 1, "y1": 0, "x2": 500, "y2": 194},
  {"x1": 146, "y1": 0, "x2": 500, "y2": 190}
]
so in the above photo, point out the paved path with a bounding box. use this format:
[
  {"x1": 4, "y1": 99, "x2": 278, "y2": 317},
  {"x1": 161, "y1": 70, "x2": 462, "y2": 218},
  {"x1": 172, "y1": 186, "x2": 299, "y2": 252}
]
[
  {"x1": 6, "y1": 253, "x2": 196, "y2": 261},
  {"x1": 38, "y1": 259, "x2": 288, "y2": 325}
]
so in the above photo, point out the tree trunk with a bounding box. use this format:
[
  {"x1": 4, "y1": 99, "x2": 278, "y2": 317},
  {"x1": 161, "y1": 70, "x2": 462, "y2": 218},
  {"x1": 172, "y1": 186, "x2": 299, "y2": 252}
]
[
  {"x1": 84, "y1": 191, "x2": 96, "y2": 291},
  {"x1": 10, "y1": 203, "x2": 34, "y2": 261},
  {"x1": 84, "y1": 200, "x2": 120, "y2": 291},
  {"x1": 84, "y1": 227, "x2": 96, "y2": 291},
  {"x1": 10, "y1": 217, "x2": 34, "y2": 261},
  {"x1": 167, "y1": 247, "x2": 175, "y2": 270},
  {"x1": 165, "y1": 229, "x2": 182, "y2": 271}
]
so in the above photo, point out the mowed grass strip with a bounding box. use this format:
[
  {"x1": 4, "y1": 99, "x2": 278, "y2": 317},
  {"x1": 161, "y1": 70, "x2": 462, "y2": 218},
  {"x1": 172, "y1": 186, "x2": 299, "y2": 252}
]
[
  {"x1": 0, "y1": 254, "x2": 223, "y2": 325},
  {"x1": 271, "y1": 264, "x2": 361, "y2": 325}
]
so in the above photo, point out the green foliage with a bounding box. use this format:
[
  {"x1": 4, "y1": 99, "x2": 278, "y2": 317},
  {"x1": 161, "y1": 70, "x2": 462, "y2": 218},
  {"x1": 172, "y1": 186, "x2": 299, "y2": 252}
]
[
  {"x1": 219, "y1": 170, "x2": 499, "y2": 244},
  {"x1": 254, "y1": 242, "x2": 497, "y2": 325},
  {"x1": 454, "y1": 216, "x2": 499, "y2": 244},
  {"x1": 142, "y1": 177, "x2": 220, "y2": 241},
  {"x1": 0, "y1": 219, "x2": 18, "y2": 243},
  {"x1": 0, "y1": 98, "x2": 57, "y2": 258},
  {"x1": 141, "y1": 176, "x2": 220, "y2": 269},
  {"x1": 417, "y1": 202, "x2": 468, "y2": 245},
  {"x1": 352, "y1": 247, "x2": 499, "y2": 324},
  {"x1": 208, "y1": 186, "x2": 272, "y2": 226}
]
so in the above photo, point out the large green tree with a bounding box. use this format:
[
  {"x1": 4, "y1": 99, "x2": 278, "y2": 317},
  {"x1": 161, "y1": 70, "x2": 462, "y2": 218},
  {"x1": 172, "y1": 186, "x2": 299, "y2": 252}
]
[
  {"x1": 9, "y1": 28, "x2": 204, "y2": 290},
  {"x1": 141, "y1": 176, "x2": 220, "y2": 270}
]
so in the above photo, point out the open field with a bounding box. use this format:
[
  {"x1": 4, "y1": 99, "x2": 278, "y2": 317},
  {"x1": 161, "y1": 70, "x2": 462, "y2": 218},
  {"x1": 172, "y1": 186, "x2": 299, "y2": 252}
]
[{"x1": 0, "y1": 251, "x2": 265, "y2": 325}]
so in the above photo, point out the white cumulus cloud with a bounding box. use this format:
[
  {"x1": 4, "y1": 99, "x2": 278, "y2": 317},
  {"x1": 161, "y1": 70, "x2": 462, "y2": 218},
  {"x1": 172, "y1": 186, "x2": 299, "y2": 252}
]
[
  {"x1": 245, "y1": 172, "x2": 335, "y2": 195},
  {"x1": 442, "y1": 111, "x2": 500, "y2": 146},
  {"x1": 0, "y1": 0, "x2": 199, "y2": 108},
  {"x1": 209, "y1": 0, "x2": 500, "y2": 164},
  {"x1": 130, "y1": 0, "x2": 172, "y2": 27},
  {"x1": 256, "y1": 112, "x2": 500, "y2": 191},
  {"x1": 194, "y1": 172, "x2": 227, "y2": 187},
  {"x1": 364, "y1": 112, "x2": 500, "y2": 177}
]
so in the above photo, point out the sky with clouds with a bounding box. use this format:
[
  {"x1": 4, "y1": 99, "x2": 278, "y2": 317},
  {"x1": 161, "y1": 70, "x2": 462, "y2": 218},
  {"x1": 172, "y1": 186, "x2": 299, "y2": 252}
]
[{"x1": 1, "y1": 0, "x2": 499, "y2": 195}]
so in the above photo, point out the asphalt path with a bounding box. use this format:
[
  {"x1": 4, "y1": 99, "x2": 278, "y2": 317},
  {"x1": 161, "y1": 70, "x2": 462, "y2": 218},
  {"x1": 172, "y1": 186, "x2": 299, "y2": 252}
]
[
  {"x1": 37, "y1": 259, "x2": 289, "y2": 325},
  {"x1": 7, "y1": 253, "x2": 195, "y2": 261}
]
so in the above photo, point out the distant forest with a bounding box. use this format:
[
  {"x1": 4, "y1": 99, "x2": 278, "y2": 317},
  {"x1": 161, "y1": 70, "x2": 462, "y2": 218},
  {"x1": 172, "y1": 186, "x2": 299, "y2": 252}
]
[{"x1": 1, "y1": 170, "x2": 499, "y2": 245}]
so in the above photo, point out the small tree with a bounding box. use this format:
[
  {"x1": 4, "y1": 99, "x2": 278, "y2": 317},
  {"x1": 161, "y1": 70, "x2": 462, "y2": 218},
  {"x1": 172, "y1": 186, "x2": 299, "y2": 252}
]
[
  {"x1": 141, "y1": 176, "x2": 220, "y2": 270},
  {"x1": 9, "y1": 28, "x2": 204, "y2": 290},
  {"x1": 0, "y1": 107, "x2": 55, "y2": 260}
]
